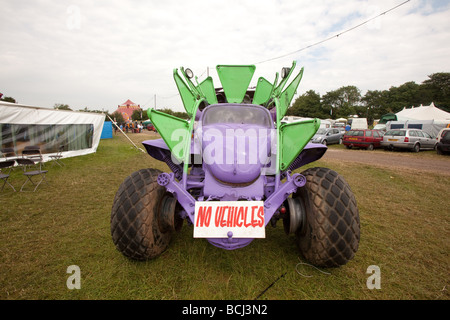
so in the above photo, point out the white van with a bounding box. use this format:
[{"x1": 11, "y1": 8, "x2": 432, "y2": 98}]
[{"x1": 320, "y1": 119, "x2": 332, "y2": 129}]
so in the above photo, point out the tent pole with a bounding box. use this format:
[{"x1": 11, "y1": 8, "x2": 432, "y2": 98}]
[{"x1": 106, "y1": 114, "x2": 145, "y2": 153}]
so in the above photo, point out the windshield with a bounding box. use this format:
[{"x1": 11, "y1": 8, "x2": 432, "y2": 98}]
[
  {"x1": 385, "y1": 130, "x2": 406, "y2": 136},
  {"x1": 203, "y1": 105, "x2": 272, "y2": 127},
  {"x1": 346, "y1": 130, "x2": 364, "y2": 136},
  {"x1": 442, "y1": 130, "x2": 450, "y2": 142},
  {"x1": 316, "y1": 128, "x2": 327, "y2": 135}
]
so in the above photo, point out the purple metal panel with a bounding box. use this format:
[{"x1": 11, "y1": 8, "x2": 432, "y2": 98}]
[
  {"x1": 202, "y1": 168, "x2": 264, "y2": 201},
  {"x1": 201, "y1": 124, "x2": 272, "y2": 184},
  {"x1": 287, "y1": 143, "x2": 327, "y2": 172},
  {"x1": 142, "y1": 139, "x2": 170, "y2": 161}
]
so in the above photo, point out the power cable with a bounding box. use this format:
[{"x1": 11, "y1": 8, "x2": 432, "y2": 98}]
[{"x1": 255, "y1": 0, "x2": 411, "y2": 64}]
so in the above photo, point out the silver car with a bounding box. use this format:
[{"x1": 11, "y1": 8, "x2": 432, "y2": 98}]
[
  {"x1": 381, "y1": 129, "x2": 436, "y2": 152},
  {"x1": 310, "y1": 128, "x2": 343, "y2": 146}
]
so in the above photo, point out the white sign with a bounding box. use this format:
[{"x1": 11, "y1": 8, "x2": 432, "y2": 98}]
[{"x1": 193, "y1": 201, "x2": 265, "y2": 239}]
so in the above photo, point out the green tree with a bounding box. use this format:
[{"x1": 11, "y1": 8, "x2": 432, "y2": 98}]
[
  {"x1": 53, "y1": 103, "x2": 72, "y2": 111},
  {"x1": 0, "y1": 96, "x2": 16, "y2": 103},
  {"x1": 322, "y1": 85, "x2": 361, "y2": 119},
  {"x1": 132, "y1": 108, "x2": 150, "y2": 121},
  {"x1": 131, "y1": 109, "x2": 144, "y2": 121},
  {"x1": 362, "y1": 90, "x2": 390, "y2": 124},
  {"x1": 111, "y1": 111, "x2": 125, "y2": 125},
  {"x1": 287, "y1": 90, "x2": 326, "y2": 118},
  {"x1": 158, "y1": 108, "x2": 189, "y2": 119},
  {"x1": 385, "y1": 81, "x2": 421, "y2": 113},
  {"x1": 421, "y1": 72, "x2": 450, "y2": 112}
]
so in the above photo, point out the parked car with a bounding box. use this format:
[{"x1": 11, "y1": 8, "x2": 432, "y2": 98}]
[
  {"x1": 147, "y1": 123, "x2": 157, "y2": 132},
  {"x1": 436, "y1": 128, "x2": 450, "y2": 155},
  {"x1": 343, "y1": 129, "x2": 384, "y2": 150},
  {"x1": 381, "y1": 129, "x2": 436, "y2": 152},
  {"x1": 332, "y1": 122, "x2": 346, "y2": 133},
  {"x1": 310, "y1": 128, "x2": 343, "y2": 146}
]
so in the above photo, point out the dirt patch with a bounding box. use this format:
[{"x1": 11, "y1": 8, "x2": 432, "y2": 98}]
[{"x1": 323, "y1": 148, "x2": 450, "y2": 176}]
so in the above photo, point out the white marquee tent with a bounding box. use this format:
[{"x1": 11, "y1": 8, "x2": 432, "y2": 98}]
[
  {"x1": 396, "y1": 102, "x2": 450, "y2": 121},
  {"x1": 0, "y1": 101, "x2": 105, "y2": 162},
  {"x1": 385, "y1": 102, "x2": 450, "y2": 137}
]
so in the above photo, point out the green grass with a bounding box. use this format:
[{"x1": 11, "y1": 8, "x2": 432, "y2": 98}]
[{"x1": 0, "y1": 133, "x2": 449, "y2": 300}]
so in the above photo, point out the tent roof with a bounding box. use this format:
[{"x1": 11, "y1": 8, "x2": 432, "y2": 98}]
[
  {"x1": 0, "y1": 101, "x2": 106, "y2": 118},
  {"x1": 115, "y1": 99, "x2": 141, "y2": 122},
  {"x1": 119, "y1": 99, "x2": 140, "y2": 108},
  {"x1": 396, "y1": 102, "x2": 450, "y2": 121}
]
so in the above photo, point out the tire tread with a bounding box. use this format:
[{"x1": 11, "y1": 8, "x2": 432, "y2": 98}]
[
  {"x1": 296, "y1": 167, "x2": 360, "y2": 267},
  {"x1": 111, "y1": 168, "x2": 171, "y2": 260}
]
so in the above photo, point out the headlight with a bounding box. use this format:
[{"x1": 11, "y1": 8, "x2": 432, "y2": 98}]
[{"x1": 185, "y1": 68, "x2": 194, "y2": 79}]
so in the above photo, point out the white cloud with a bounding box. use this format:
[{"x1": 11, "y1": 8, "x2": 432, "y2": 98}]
[{"x1": 1, "y1": 0, "x2": 449, "y2": 113}]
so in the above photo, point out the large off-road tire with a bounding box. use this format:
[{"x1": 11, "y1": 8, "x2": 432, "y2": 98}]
[
  {"x1": 111, "y1": 168, "x2": 172, "y2": 260},
  {"x1": 294, "y1": 167, "x2": 360, "y2": 267}
]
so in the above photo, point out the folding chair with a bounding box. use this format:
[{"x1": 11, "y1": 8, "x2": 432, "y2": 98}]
[
  {"x1": 22, "y1": 146, "x2": 43, "y2": 163},
  {"x1": 22, "y1": 146, "x2": 44, "y2": 171},
  {"x1": 15, "y1": 158, "x2": 48, "y2": 192},
  {"x1": 1, "y1": 147, "x2": 17, "y2": 161},
  {"x1": 0, "y1": 160, "x2": 16, "y2": 192},
  {"x1": 49, "y1": 145, "x2": 65, "y2": 167}
]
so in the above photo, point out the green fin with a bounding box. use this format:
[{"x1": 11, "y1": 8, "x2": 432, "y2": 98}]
[
  {"x1": 147, "y1": 108, "x2": 190, "y2": 163},
  {"x1": 279, "y1": 118, "x2": 320, "y2": 171},
  {"x1": 173, "y1": 69, "x2": 197, "y2": 117},
  {"x1": 253, "y1": 77, "x2": 273, "y2": 105},
  {"x1": 277, "y1": 67, "x2": 304, "y2": 119},
  {"x1": 216, "y1": 65, "x2": 256, "y2": 103},
  {"x1": 198, "y1": 76, "x2": 218, "y2": 105}
]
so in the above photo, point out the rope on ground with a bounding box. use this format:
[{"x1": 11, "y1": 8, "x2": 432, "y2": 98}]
[
  {"x1": 106, "y1": 114, "x2": 146, "y2": 153},
  {"x1": 295, "y1": 258, "x2": 331, "y2": 278}
]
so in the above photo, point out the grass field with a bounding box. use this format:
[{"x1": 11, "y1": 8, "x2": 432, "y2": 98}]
[{"x1": 1, "y1": 132, "x2": 449, "y2": 300}]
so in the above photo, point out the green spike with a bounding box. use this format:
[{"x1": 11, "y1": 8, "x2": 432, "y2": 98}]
[
  {"x1": 274, "y1": 61, "x2": 297, "y2": 95},
  {"x1": 173, "y1": 69, "x2": 197, "y2": 117},
  {"x1": 277, "y1": 67, "x2": 304, "y2": 118},
  {"x1": 252, "y1": 77, "x2": 273, "y2": 105},
  {"x1": 147, "y1": 108, "x2": 190, "y2": 163},
  {"x1": 180, "y1": 67, "x2": 202, "y2": 97},
  {"x1": 279, "y1": 118, "x2": 320, "y2": 171},
  {"x1": 198, "y1": 76, "x2": 218, "y2": 105},
  {"x1": 216, "y1": 65, "x2": 256, "y2": 103}
]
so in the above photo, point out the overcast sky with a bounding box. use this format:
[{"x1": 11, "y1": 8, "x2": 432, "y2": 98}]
[{"x1": 1, "y1": 0, "x2": 449, "y2": 113}]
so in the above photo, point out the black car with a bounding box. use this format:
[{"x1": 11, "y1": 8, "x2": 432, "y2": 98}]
[{"x1": 436, "y1": 128, "x2": 450, "y2": 155}]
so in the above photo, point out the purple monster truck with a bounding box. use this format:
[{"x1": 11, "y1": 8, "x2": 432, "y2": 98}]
[{"x1": 111, "y1": 62, "x2": 360, "y2": 267}]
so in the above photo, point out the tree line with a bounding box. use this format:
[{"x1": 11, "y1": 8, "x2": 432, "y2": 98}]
[
  {"x1": 51, "y1": 104, "x2": 189, "y2": 125},
  {"x1": 286, "y1": 72, "x2": 450, "y2": 125},
  {"x1": 109, "y1": 107, "x2": 189, "y2": 125},
  {"x1": 5, "y1": 71, "x2": 448, "y2": 127}
]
